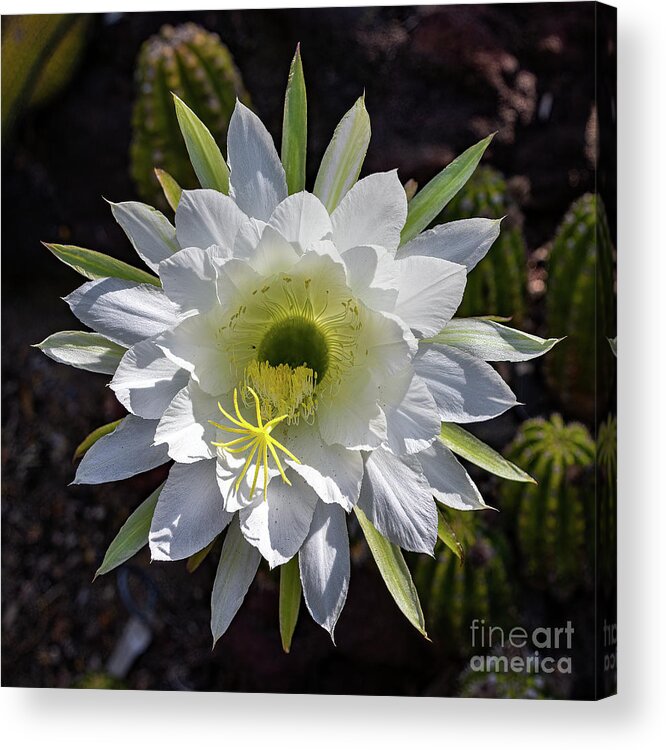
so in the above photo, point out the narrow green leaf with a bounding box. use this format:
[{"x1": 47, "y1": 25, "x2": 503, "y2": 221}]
[
  {"x1": 428, "y1": 318, "x2": 562, "y2": 362},
  {"x1": 281, "y1": 44, "x2": 307, "y2": 195},
  {"x1": 95, "y1": 483, "x2": 163, "y2": 578},
  {"x1": 35, "y1": 331, "x2": 126, "y2": 375},
  {"x1": 74, "y1": 419, "x2": 123, "y2": 460},
  {"x1": 436, "y1": 509, "x2": 464, "y2": 564},
  {"x1": 354, "y1": 506, "x2": 428, "y2": 638},
  {"x1": 400, "y1": 133, "x2": 495, "y2": 245},
  {"x1": 439, "y1": 424, "x2": 535, "y2": 484},
  {"x1": 187, "y1": 538, "x2": 217, "y2": 573},
  {"x1": 154, "y1": 168, "x2": 183, "y2": 212},
  {"x1": 44, "y1": 243, "x2": 160, "y2": 286},
  {"x1": 279, "y1": 556, "x2": 302, "y2": 653},
  {"x1": 173, "y1": 94, "x2": 229, "y2": 194},
  {"x1": 313, "y1": 95, "x2": 371, "y2": 212}
]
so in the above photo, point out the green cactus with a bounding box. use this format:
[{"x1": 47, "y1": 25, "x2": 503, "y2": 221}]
[
  {"x1": 458, "y1": 647, "x2": 554, "y2": 699},
  {"x1": 414, "y1": 514, "x2": 513, "y2": 652},
  {"x1": 1, "y1": 14, "x2": 91, "y2": 146},
  {"x1": 545, "y1": 194, "x2": 616, "y2": 420},
  {"x1": 130, "y1": 23, "x2": 250, "y2": 209},
  {"x1": 500, "y1": 414, "x2": 595, "y2": 598},
  {"x1": 439, "y1": 166, "x2": 528, "y2": 323}
]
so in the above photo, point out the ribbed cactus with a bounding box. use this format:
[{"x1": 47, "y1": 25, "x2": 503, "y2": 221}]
[
  {"x1": 545, "y1": 194, "x2": 616, "y2": 420},
  {"x1": 414, "y1": 515, "x2": 513, "y2": 651},
  {"x1": 130, "y1": 23, "x2": 250, "y2": 209},
  {"x1": 597, "y1": 414, "x2": 617, "y2": 584},
  {"x1": 500, "y1": 415, "x2": 595, "y2": 598},
  {"x1": 439, "y1": 166, "x2": 528, "y2": 323}
]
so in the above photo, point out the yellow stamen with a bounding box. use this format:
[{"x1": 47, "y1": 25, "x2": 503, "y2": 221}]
[
  {"x1": 209, "y1": 387, "x2": 301, "y2": 499},
  {"x1": 244, "y1": 360, "x2": 316, "y2": 424}
]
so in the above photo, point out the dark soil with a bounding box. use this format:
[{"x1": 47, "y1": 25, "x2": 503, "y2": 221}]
[{"x1": 2, "y1": 4, "x2": 605, "y2": 694}]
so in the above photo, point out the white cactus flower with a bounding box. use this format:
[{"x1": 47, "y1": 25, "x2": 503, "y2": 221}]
[{"x1": 38, "y1": 49, "x2": 559, "y2": 647}]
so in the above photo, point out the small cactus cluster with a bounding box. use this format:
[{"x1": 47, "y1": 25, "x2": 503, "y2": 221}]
[
  {"x1": 457, "y1": 647, "x2": 553, "y2": 699},
  {"x1": 545, "y1": 194, "x2": 616, "y2": 420},
  {"x1": 130, "y1": 23, "x2": 250, "y2": 209},
  {"x1": 439, "y1": 166, "x2": 528, "y2": 323},
  {"x1": 500, "y1": 414, "x2": 595, "y2": 598},
  {"x1": 414, "y1": 514, "x2": 513, "y2": 651}
]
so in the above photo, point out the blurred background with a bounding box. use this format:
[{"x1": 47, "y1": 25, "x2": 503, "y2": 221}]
[{"x1": 2, "y1": 3, "x2": 616, "y2": 696}]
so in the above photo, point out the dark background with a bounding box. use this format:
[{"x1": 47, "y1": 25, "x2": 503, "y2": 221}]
[{"x1": 2, "y1": 4, "x2": 607, "y2": 694}]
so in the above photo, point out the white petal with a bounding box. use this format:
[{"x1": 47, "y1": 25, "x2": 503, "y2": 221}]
[
  {"x1": 299, "y1": 501, "x2": 350, "y2": 639},
  {"x1": 35, "y1": 331, "x2": 125, "y2": 375},
  {"x1": 156, "y1": 311, "x2": 236, "y2": 396},
  {"x1": 149, "y1": 460, "x2": 233, "y2": 561},
  {"x1": 357, "y1": 448, "x2": 437, "y2": 554},
  {"x1": 154, "y1": 384, "x2": 218, "y2": 463},
  {"x1": 357, "y1": 307, "x2": 415, "y2": 379},
  {"x1": 379, "y1": 368, "x2": 439, "y2": 455},
  {"x1": 268, "y1": 192, "x2": 332, "y2": 252},
  {"x1": 227, "y1": 101, "x2": 288, "y2": 221},
  {"x1": 73, "y1": 416, "x2": 168, "y2": 485},
  {"x1": 211, "y1": 519, "x2": 261, "y2": 644},
  {"x1": 317, "y1": 368, "x2": 387, "y2": 451},
  {"x1": 393, "y1": 256, "x2": 466, "y2": 337},
  {"x1": 175, "y1": 189, "x2": 247, "y2": 252},
  {"x1": 417, "y1": 440, "x2": 487, "y2": 511},
  {"x1": 158, "y1": 245, "x2": 220, "y2": 314},
  {"x1": 239, "y1": 472, "x2": 317, "y2": 568},
  {"x1": 233, "y1": 217, "x2": 266, "y2": 259},
  {"x1": 283, "y1": 423, "x2": 363, "y2": 511},
  {"x1": 247, "y1": 225, "x2": 300, "y2": 276},
  {"x1": 341, "y1": 244, "x2": 398, "y2": 312},
  {"x1": 110, "y1": 338, "x2": 189, "y2": 419},
  {"x1": 397, "y1": 218, "x2": 501, "y2": 272},
  {"x1": 331, "y1": 170, "x2": 407, "y2": 253},
  {"x1": 414, "y1": 343, "x2": 518, "y2": 423},
  {"x1": 65, "y1": 278, "x2": 178, "y2": 347},
  {"x1": 110, "y1": 201, "x2": 178, "y2": 273}
]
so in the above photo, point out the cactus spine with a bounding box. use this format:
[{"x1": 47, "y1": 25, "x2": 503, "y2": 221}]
[
  {"x1": 545, "y1": 194, "x2": 616, "y2": 419},
  {"x1": 500, "y1": 414, "x2": 595, "y2": 597},
  {"x1": 439, "y1": 166, "x2": 528, "y2": 323},
  {"x1": 130, "y1": 23, "x2": 250, "y2": 209}
]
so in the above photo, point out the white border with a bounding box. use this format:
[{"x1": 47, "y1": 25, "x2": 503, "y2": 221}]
[{"x1": 2, "y1": 0, "x2": 665, "y2": 747}]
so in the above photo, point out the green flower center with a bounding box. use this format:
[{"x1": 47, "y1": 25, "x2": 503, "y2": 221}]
[{"x1": 257, "y1": 316, "x2": 330, "y2": 380}]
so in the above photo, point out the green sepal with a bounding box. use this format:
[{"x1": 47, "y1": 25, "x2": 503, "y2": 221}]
[
  {"x1": 74, "y1": 419, "x2": 123, "y2": 460},
  {"x1": 400, "y1": 133, "x2": 494, "y2": 245},
  {"x1": 439, "y1": 424, "x2": 535, "y2": 484},
  {"x1": 154, "y1": 168, "x2": 183, "y2": 212},
  {"x1": 354, "y1": 506, "x2": 428, "y2": 638},
  {"x1": 281, "y1": 45, "x2": 307, "y2": 195},
  {"x1": 44, "y1": 242, "x2": 160, "y2": 286},
  {"x1": 279, "y1": 556, "x2": 302, "y2": 653},
  {"x1": 437, "y1": 509, "x2": 464, "y2": 564},
  {"x1": 173, "y1": 93, "x2": 229, "y2": 194},
  {"x1": 94, "y1": 483, "x2": 164, "y2": 579}
]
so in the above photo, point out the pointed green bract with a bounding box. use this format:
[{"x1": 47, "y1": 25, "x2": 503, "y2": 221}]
[
  {"x1": 439, "y1": 424, "x2": 535, "y2": 484},
  {"x1": 400, "y1": 133, "x2": 494, "y2": 245},
  {"x1": 429, "y1": 318, "x2": 561, "y2": 362},
  {"x1": 74, "y1": 419, "x2": 123, "y2": 460},
  {"x1": 154, "y1": 168, "x2": 183, "y2": 212},
  {"x1": 313, "y1": 95, "x2": 371, "y2": 212},
  {"x1": 281, "y1": 45, "x2": 307, "y2": 195},
  {"x1": 35, "y1": 331, "x2": 126, "y2": 376},
  {"x1": 44, "y1": 242, "x2": 160, "y2": 286},
  {"x1": 95, "y1": 483, "x2": 163, "y2": 579},
  {"x1": 437, "y1": 509, "x2": 464, "y2": 563},
  {"x1": 354, "y1": 506, "x2": 428, "y2": 638},
  {"x1": 279, "y1": 556, "x2": 302, "y2": 653},
  {"x1": 174, "y1": 94, "x2": 229, "y2": 194}
]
